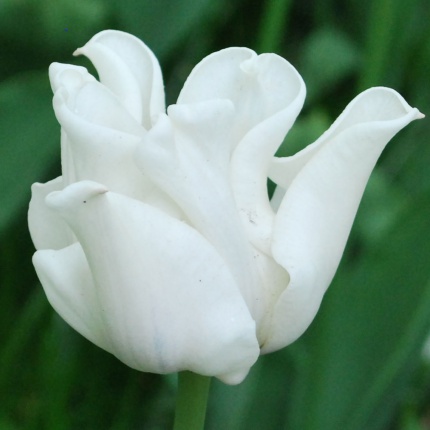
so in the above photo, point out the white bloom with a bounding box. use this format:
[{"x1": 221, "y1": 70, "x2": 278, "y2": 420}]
[{"x1": 28, "y1": 30, "x2": 423, "y2": 384}]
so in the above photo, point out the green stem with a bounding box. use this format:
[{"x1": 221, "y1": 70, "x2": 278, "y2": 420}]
[{"x1": 173, "y1": 372, "x2": 211, "y2": 430}]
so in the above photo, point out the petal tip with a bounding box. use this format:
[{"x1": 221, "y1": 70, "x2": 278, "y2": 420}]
[
  {"x1": 45, "y1": 181, "x2": 108, "y2": 212},
  {"x1": 217, "y1": 368, "x2": 251, "y2": 385}
]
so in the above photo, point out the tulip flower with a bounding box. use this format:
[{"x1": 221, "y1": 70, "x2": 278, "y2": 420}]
[{"x1": 28, "y1": 30, "x2": 423, "y2": 386}]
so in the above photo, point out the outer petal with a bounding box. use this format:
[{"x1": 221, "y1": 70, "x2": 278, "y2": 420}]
[
  {"x1": 74, "y1": 30, "x2": 165, "y2": 127},
  {"x1": 135, "y1": 107, "x2": 265, "y2": 329},
  {"x1": 50, "y1": 61, "x2": 144, "y2": 193},
  {"x1": 269, "y1": 87, "x2": 422, "y2": 190},
  {"x1": 33, "y1": 242, "x2": 110, "y2": 352},
  {"x1": 28, "y1": 177, "x2": 74, "y2": 250},
  {"x1": 262, "y1": 88, "x2": 423, "y2": 353},
  {"x1": 45, "y1": 181, "x2": 259, "y2": 384}
]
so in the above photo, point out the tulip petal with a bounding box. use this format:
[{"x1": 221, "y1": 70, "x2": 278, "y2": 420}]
[
  {"x1": 45, "y1": 180, "x2": 260, "y2": 384},
  {"x1": 28, "y1": 177, "x2": 75, "y2": 250},
  {"x1": 230, "y1": 56, "x2": 305, "y2": 254},
  {"x1": 262, "y1": 88, "x2": 423, "y2": 353},
  {"x1": 51, "y1": 63, "x2": 179, "y2": 216},
  {"x1": 178, "y1": 48, "x2": 305, "y2": 145},
  {"x1": 172, "y1": 52, "x2": 306, "y2": 332},
  {"x1": 50, "y1": 62, "x2": 145, "y2": 136},
  {"x1": 269, "y1": 87, "x2": 423, "y2": 190},
  {"x1": 177, "y1": 46, "x2": 307, "y2": 255},
  {"x1": 33, "y1": 242, "x2": 110, "y2": 352},
  {"x1": 49, "y1": 63, "x2": 96, "y2": 93},
  {"x1": 51, "y1": 62, "x2": 144, "y2": 192},
  {"x1": 135, "y1": 108, "x2": 270, "y2": 329},
  {"x1": 53, "y1": 80, "x2": 145, "y2": 198},
  {"x1": 178, "y1": 48, "x2": 254, "y2": 144},
  {"x1": 74, "y1": 30, "x2": 165, "y2": 127},
  {"x1": 168, "y1": 99, "x2": 236, "y2": 174}
]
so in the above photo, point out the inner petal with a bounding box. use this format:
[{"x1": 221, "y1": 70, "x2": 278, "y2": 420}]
[
  {"x1": 74, "y1": 29, "x2": 165, "y2": 127},
  {"x1": 135, "y1": 108, "x2": 266, "y2": 328}
]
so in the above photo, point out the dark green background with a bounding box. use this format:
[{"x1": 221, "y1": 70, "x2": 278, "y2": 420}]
[{"x1": 0, "y1": 0, "x2": 429, "y2": 428}]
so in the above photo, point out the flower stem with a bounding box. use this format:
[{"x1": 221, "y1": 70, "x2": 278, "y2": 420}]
[{"x1": 173, "y1": 372, "x2": 211, "y2": 430}]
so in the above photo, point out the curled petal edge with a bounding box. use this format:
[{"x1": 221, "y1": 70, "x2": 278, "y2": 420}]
[
  {"x1": 262, "y1": 88, "x2": 423, "y2": 353},
  {"x1": 74, "y1": 29, "x2": 165, "y2": 128}
]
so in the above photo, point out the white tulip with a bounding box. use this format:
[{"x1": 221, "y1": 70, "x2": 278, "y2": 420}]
[{"x1": 28, "y1": 30, "x2": 423, "y2": 384}]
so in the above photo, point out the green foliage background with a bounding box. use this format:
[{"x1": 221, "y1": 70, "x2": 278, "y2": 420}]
[{"x1": 0, "y1": 0, "x2": 429, "y2": 428}]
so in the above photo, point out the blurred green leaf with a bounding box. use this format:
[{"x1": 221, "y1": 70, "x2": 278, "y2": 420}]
[
  {"x1": 399, "y1": 405, "x2": 424, "y2": 430},
  {"x1": 0, "y1": 72, "x2": 59, "y2": 233},
  {"x1": 276, "y1": 110, "x2": 332, "y2": 157},
  {"x1": 0, "y1": 418, "x2": 18, "y2": 430},
  {"x1": 0, "y1": 290, "x2": 48, "y2": 390},
  {"x1": 299, "y1": 27, "x2": 361, "y2": 103},
  {"x1": 112, "y1": 0, "x2": 234, "y2": 60},
  {"x1": 288, "y1": 191, "x2": 430, "y2": 430},
  {"x1": 383, "y1": 34, "x2": 430, "y2": 197},
  {"x1": 39, "y1": 316, "x2": 81, "y2": 430},
  {"x1": 256, "y1": 0, "x2": 293, "y2": 53},
  {"x1": 0, "y1": 0, "x2": 109, "y2": 78},
  {"x1": 358, "y1": 0, "x2": 397, "y2": 89},
  {"x1": 208, "y1": 350, "x2": 296, "y2": 430},
  {"x1": 38, "y1": 0, "x2": 109, "y2": 51},
  {"x1": 353, "y1": 171, "x2": 408, "y2": 245}
]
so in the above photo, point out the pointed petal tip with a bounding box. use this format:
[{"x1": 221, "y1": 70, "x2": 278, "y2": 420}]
[
  {"x1": 371, "y1": 87, "x2": 424, "y2": 121},
  {"x1": 72, "y1": 29, "x2": 125, "y2": 56},
  {"x1": 45, "y1": 180, "x2": 108, "y2": 212},
  {"x1": 73, "y1": 29, "x2": 145, "y2": 56}
]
